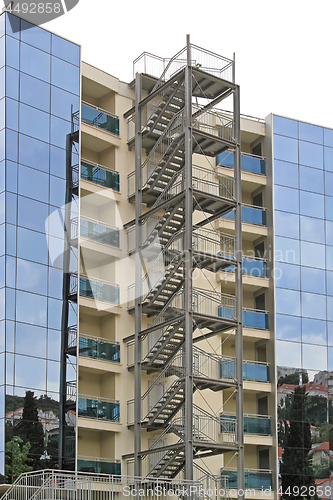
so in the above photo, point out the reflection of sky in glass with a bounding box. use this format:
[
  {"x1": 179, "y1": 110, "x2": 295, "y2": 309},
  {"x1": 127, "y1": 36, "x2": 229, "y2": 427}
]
[
  {"x1": 302, "y1": 344, "x2": 327, "y2": 371},
  {"x1": 276, "y1": 340, "x2": 301, "y2": 368},
  {"x1": 15, "y1": 355, "x2": 47, "y2": 391}
]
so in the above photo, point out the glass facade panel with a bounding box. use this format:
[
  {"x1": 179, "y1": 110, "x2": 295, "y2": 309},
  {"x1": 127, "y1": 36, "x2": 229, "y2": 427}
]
[
  {"x1": 274, "y1": 134, "x2": 298, "y2": 163},
  {"x1": 299, "y1": 122, "x2": 323, "y2": 144},
  {"x1": 300, "y1": 215, "x2": 325, "y2": 244},
  {"x1": 274, "y1": 211, "x2": 299, "y2": 239},
  {"x1": 274, "y1": 262, "x2": 300, "y2": 290},
  {"x1": 276, "y1": 314, "x2": 301, "y2": 342},
  {"x1": 299, "y1": 165, "x2": 324, "y2": 194},
  {"x1": 299, "y1": 140, "x2": 323, "y2": 169},
  {"x1": 275, "y1": 288, "x2": 300, "y2": 316},
  {"x1": 274, "y1": 185, "x2": 299, "y2": 213},
  {"x1": 273, "y1": 115, "x2": 298, "y2": 138},
  {"x1": 1, "y1": 17, "x2": 80, "y2": 481}
]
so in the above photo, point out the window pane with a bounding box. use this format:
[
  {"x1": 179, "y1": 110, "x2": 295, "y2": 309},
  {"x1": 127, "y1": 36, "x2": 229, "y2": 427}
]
[
  {"x1": 327, "y1": 271, "x2": 333, "y2": 296},
  {"x1": 15, "y1": 354, "x2": 46, "y2": 391},
  {"x1": 274, "y1": 262, "x2": 300, "y2": 290},
  {"x1": 21, "y1": 20, "x2": 51, "y2": 52},
  {"x1": 274, "y1": 185, "x2": 299, "y2": 214},
  {"x1": 273, "y1": 116, "x2": 298, "y2": 139},
  {"x1": 301, "y1": 292, "x2": 326, "y2": 320},
  {"x1": 275, "y1": 211, "x2": 299, "y2": 238},
  {"x1": 18, "y1": 197, "x2": 48, "y2": 233},
  {"x1": 6, "y1": 13, "x2": 20, "y2": 37},
  {"x1": 0, "y1": 36, "x2": 4, "y2": 69},
  {"x1": 302, "y1": 318, "x2": 327, "y2": 345},
  {"x1": 6, "y1": 98, "x2": 18, "y2": 131},
  {"x1": 300, "y1": 216, "x2": 325, "y2": 244},
  {"x1": 47, "y1": 330, "x2": 61, "y2": 361},
  {"x1": 324, "y1": 146, "x2": 333, "y2": 172},
  {"x1": 15, "y1": 322, "x2": 47, "y2": 358},
  {"x1": 51, "y1": 56, "x2": 80, "y2": 95},
  {"x1": 20, "y1": 73, "x2": 50, "y2": 113},
  {"x1": 6, "y1": 255, "x2": 15, "y2": 287},
  {"x1": 275, "y1": 237, "x2": 300, "y2": 265},
  {"x1": 276, "y1": 314, "x2": 301, "y2": 341},
  {"x1": 6, "y1": 35, "x2": 19, "y2": 70},
  {"x1": 0, "y1": 98, "x2": 4, "y2": 131},
  {"x1": 300, "y1": 191, "x2": 324, "y2": 218},
  {"x1": 326, "y1": 246, "x2": 333, "y2": 272},
  {"x1": 16, "y1": 258, "x2": 47, "y2": 296},
  {"x1": 301, "y1": 241, "x2": 325, "y2": 269},
  {"x1": 299, "y1": 122, "x2": 323, "y2": 144},
  {"x1": 18, "y1": 164, "x2": 49, "y2": 203},
  {"x1": 275, "y1": 288, "x2": 300, "y2": 316},
  {"x1": 299, "y1": 140, "x2": 323, "y2": 169},
  {"x1": 6, "y1": 161, "x2": 17, "y2": 193},
  {"x1": 50, "y1": 115, "x2": 71, "y2": 149},
  {"x1": 6, "y1": 192, "x2": 17, "y2": 224},
  {"x1": 50, "y1": 175, "x2": 65, "y2": 208},
  {"x1": 16, "y1": 290, "x2": 47, "y2": 327},
  {"x1": 19, "y1": 103, "x2": 50, "y2": 143},
  {"x1": 51, "y1": 86, "x2": 79, "y2": 121},
  {"x1": 302, "y1": 344, "x2": 327, "y2": 371},
  {"x1": 0, "y1": 160, "x2": 4, "y2": 193},
  {"x1": 17, "y1": 227, "x2": 48, "y2": 265},
  {"x1": 276, "y1": 340, "x2": 301, "y2": 368},
  {"x1": 325, "y1": 197, "x2": 333, "y2": 222},
  {"x1": 6, "y1": 67, "x2": 19, "y2": 100},
  {"x1": 300, "y1": 165, "x2": 324, "y2": 194},
  {"x1": 52, "y1": 34, "x2": 80, "y2": 66},
  {"x1": 301, "y1": 267, "x2": 325, "y2": 294},
  {"x1": 274, "y1": 134, "x2": 298, "y2": 163},
  {"x1": 48, "y1": 298, "x2": 62, "y2": 330},
  {"x1": 46, "y1": 359, "x2": 60, "y2": 392},
  {"x1": 50, "y1": 145, "x2": 66, "y2": 178},
  {"x1": 19, "y1": 134, "x2": 49, "y2": 173},
  {"x1": 20, "y1": 42, "x2": 51, "y2": 82}
]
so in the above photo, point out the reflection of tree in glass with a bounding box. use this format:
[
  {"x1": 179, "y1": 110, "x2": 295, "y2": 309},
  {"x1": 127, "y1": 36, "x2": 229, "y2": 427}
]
[
  {"x1": 280, "y1": 386, "x2": 317, "y2": 500},
  {"x1": 5, "y1": 436, "x2": 32, "y2": 483},
  {"x1": 14, "y1": 391, "x2": 45, "y2": 470},
  {"x1": 278, "y1": 372, "x2": 308, "y2": 387}
]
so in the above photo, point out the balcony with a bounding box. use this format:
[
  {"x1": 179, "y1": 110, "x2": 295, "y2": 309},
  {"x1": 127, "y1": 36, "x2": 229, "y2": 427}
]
[
  {"x1": 220, "y1": 359, "x2": 270, "y2": 382},
  {"x1": 69, "y1": 275, "x2": 120, "y2": 305},
  {"x1": 78, "y1": 396, "x2": 120, "y2": 422},
  {"x1": 77, "y1": 457, "x2": 121, "y2": 475},
  {"x1": 243, "y1": 308, "x2": 269, "y2": 330},
  {"x1": 79, "y1": 336, "x2": 120, "y2": 363},
  {"x1": 81, "y1": 160, "x2": 120, "y2": 192},
  {"x1": 216, "y1": 151, "x2": 266, "y2": 175},
  {"x1": 221, "y1": 413, "x2": 271, "y2": 436},
  {"x1": 222, "y1": 205, "x2": 267, "y2": 226},
  {"x1": 80, "y1": 217, "x2": 120, "y2": 248},
  {"x1": 222, "y1": 469, "x2": 272, "y2": 490},
  {"x1": 81, "y1": 102, "x2": 119, "y2": 136}
]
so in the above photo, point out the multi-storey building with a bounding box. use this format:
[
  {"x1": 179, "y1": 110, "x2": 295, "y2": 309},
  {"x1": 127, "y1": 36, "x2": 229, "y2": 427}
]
[{"x1": 0, "y1": 10, "x2": 332, "y2": 500}]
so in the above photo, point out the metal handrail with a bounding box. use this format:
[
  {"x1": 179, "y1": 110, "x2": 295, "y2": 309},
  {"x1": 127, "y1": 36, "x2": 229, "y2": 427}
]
[
  {"x1": 80, "y1": 274, "x2": 120, "y2": 288},
  {"x1": 243, "y1": 306, "x2": 269, "y2": 315},
  {"x1": 81, "y1": 157, "x2": 120, "y2": 176},
  {"x1": 80, "y1": 333, "x2": 120, "y2": 346},
  {"x1": 78, "y1": 394, "x2": 120, "y2": 405}
]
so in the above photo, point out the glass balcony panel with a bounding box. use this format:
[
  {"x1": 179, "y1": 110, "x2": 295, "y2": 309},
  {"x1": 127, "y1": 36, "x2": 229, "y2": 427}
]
[
  {"x1": 216, "y1": 151, "x2": 266, "y2": 175},
  {"x1": 242, "y1": 258, "x2": 266, "y2": 277},
  {"x1": 81, "y1": 103, "x2": 119, "y2": 135},
  {"x1": 243, "y1": 309, "x2": 268, "y2": 330},
  {"x1": 220, "y1": 361, "x2": 270, "y2": 382},
  {"x1": 78, "y1": 397, "x2": 120, "y2": 422},
  {"x1": 221, "y1": 207, "x2": 266, "y2": 226},
  {"x1": 81, "y1": 161, "x2": 120, "y2": 191},
  {"x1": 79, "y1": 277, "x2": 120, "y2": 304},
  {"x1": 79, "y1": 337, "x2": 120, "y2": 363},
  {"x1": 221, "y1": 415, "x2": 271, "y2": 435},
  {"x1": 81, "y1": 218, "x2": 120, "y2": 248},
  {"x1": 243, "y1": 362, "x2": 270, "y2": 382},
  {"x1": 77, "y1": 459, "x2": 121, "y2": 475},
  {"x1": 223, "y1": 470, "x2": 272, "y2": 489},
  {"x1": 244, "y1": 416, "x2": 271, "y2": 435}
]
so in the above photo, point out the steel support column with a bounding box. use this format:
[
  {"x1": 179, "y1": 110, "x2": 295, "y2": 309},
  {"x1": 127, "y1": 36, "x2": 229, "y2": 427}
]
[
  {"x1": 184, "y1": 34, "x2": 194, "y2": 481},
  {"x1": 134, "y1": 72, "x2": 143, "y2": 477},
  {"x1": 234, "y1": 84, "x2": 244, "y2": 500}
]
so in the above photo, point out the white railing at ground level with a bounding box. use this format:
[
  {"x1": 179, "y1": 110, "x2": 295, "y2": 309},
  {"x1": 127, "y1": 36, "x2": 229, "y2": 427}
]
[{"x1": 0, "y1": 470, "x2": 205, "y2": 500}]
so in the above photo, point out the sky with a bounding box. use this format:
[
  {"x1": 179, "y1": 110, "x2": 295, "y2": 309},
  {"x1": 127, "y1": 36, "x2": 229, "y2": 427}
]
[{"x1": 45, "y1": 0, "x2": 333, "y2": 128}]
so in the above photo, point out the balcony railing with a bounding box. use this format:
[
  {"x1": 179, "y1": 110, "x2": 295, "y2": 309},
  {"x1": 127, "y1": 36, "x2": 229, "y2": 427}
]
[
  {"x1": 223, "y1": 257, "x2": 267, "y2": 278},
  {"x1": 81, "y1": 102, "x2": 119, "y2": 136},
  {"x1": 216, "y1": 151, "x2": 266, "y2": 175},
  {"x1": 77, "y1": 457, "x2": 121, "y2": 475},
  {"x1": 81, "y1": 160, "x2": 120, "y2": 191},
  {"x1": 220, "y1": 359, "x2": 270, "y2": 382},
  {"x1": 243, "y1": 308, "x2": 269, "y2": 330},
  {"x1": 78, "y1": 396, "x2": 120, "y2": 422},
  {"x1": 78, "y1": 275, "x2": 120, "y2": 305},
  {"x1": 222, "y1": 469, "x2": 273, "y2": 490},
  {"x1": 221, "y1": 413, "x2": 271, "y2": 436},
  {"x1": 80, "y1": 217, "x2": 120, "y2": 248},
  {"x1": 79, "y1": 335, "x2": 120, "y2": 363},
  {"x1": 222, "y1": 204, "x2": 267, "y2": 226}
]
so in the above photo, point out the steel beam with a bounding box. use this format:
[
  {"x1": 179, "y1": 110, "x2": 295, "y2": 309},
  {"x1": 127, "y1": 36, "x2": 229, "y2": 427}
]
[
  {"x1": 234, "y1": 84, "x2": 244, "y2": 500},
  {"x1": 184, "y1": 34, "x2": 194, "y2": 481},
  {"x1": 134, "y1": 72, "x2": 143, "y2": 477}
]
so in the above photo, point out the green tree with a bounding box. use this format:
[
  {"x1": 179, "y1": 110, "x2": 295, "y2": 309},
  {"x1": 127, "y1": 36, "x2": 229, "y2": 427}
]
[
  {"x1": 280, "y1": 386, "x2": 317, "y2": 500},
  {"x1": 278, "y1": 371, "x2": 309, "y2": 387},
  {"x1": 14, "y1": 391, "x2": 45, "y2": 470},
  {"x1": 5, "y1": 436, "x2": 33, "y2": 483}
]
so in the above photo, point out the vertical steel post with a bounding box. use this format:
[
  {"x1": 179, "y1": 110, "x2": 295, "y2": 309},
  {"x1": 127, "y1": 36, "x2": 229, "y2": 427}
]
[
  {"x1": 234, "y1": 84, "x2": 244, "y2": 500},
  {"x1": 184, "y1": 34, "x2": 194, "y2": 481},
  {"x1": 134, "y1": 72, "x2": 143, "y2": 477}
]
